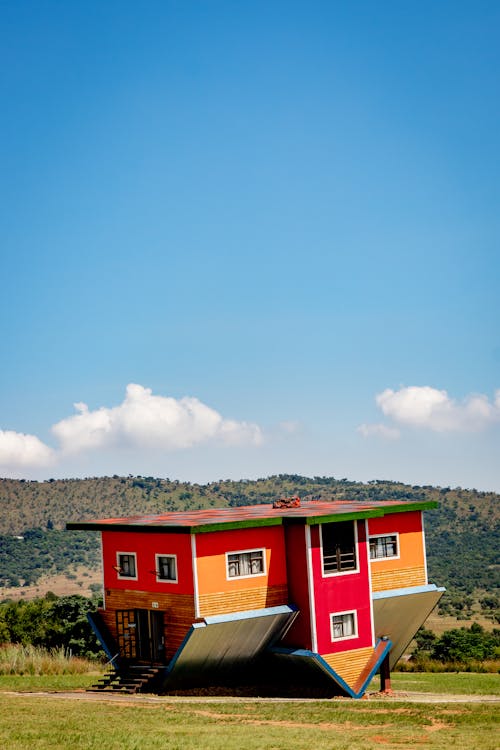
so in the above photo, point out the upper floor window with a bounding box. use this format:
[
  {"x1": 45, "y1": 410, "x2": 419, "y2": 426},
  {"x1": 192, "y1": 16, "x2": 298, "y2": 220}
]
[
  {"x1": 330, "y1": 610, "x2": 358, "y2": 641},
  {"x1": 321, "y1": 520, "x2": 358, "y2": 575},
  {"x1": 117, "y1": 552, "x2": 137, "y2": 579},
  {"x1": 369, "y1": 534, "x2": 399, "y2": 560},
  {"x1": 156, "y1": 554, "x2": 178, "y2": 582},
  {"x1": 226, "y1": 549, "x2": 265, "y2": 579}
]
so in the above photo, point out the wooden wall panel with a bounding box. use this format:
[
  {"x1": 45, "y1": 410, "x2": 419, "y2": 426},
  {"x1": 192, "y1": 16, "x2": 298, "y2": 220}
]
[
  {"x1": 102, "y1": 588, "x2": 196, "y2": 659},
  {"x1": 370, "y1": 565, "x2": 426, "y2": 592},
  {"x1": 322, "y1": 646, "x2": 374, "y2": 689},
  {"x1": 198, "y1": 583, "x2": 288, "y2": 617}
]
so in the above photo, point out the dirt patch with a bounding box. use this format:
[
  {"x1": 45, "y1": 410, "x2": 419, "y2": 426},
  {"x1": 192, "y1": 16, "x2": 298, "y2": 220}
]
[
  {"x1": 362, "y1": 707, "x2": 414, "y2": 714},
  {"x1": 190, "y1": 711, "x2": 389, "y2": 731},
  {"x1": 3, "y1": 690, "x2": 500, "y2": 705},
  {"x1": 1, "y1": 567, "x2": 101, "y2": 601},
  {"x1": 424, "y1": 719, "x2": 449, "y2": 732}
]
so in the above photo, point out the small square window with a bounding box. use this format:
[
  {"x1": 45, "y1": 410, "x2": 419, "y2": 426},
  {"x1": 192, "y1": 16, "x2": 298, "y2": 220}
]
[
  {"x1": 321, "y1": 521, "x2": 358, "y2": 575},
  {"x1": 330, "y1": 611, "x2": 357, "y2": 641},
  {"x1": 156, "y1": 554, "x2": 177, "y2": 582},
  {"x1": 226, "y1": 549, "x2": 265, "y2": 578},
  {"x1": 117, "y1": 553, "x2": 137, "y2": 579},
  {"x1": 369, "y1": 534, "x2": 398, "y2": 560}
]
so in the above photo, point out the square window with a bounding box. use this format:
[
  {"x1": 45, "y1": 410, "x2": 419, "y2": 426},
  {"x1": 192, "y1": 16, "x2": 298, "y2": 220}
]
[
  {"x1": 117, "y1": 553, "x2": 137, "y2": 579},
  {"x1": 330, "y1": 611, "x2": 357, "y2": 641},
  {"x1": 156, "y1": 554, "x2": 177, "y2": 582},
  {"x1": 321, "y1": 521, "x2": 358, "y2": 575},
  {"x1": 369, "y1": 534, "x2": 399, "y2": 560},
  {"x1": 226, "y1": 549, "x2": 265, "y2": 578}
]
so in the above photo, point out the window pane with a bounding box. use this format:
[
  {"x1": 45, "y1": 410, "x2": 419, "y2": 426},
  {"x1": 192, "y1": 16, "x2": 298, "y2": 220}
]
[
  {"x1": 331, "y1": 612, "x2": 356, "y2": 640},
  {"x1": 227, "y1": 554, "x2": 240, "y2": 577},
  {"x1": 227, "y1": 550, "x2": 264, "y2": 578},
  {"x1": 158, "y1": 556, "x2": 176, "y2": 580},
  {"x1": 322, "y1": 521, "x2": 357, "y2": 573},
  {"x1": 343, "y1": 613, "x2": 354, "y2": 636},
  {"x1": 119, "y1": 554, "x2": 136, "y2": 577},
  {"x1": 370, "y1": 535, "x2": 398, "y2": 559}
]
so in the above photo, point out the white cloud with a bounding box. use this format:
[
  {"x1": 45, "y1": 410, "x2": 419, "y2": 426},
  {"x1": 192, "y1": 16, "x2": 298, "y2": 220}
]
[
  {"x1": 0, "y1": 430, "x2": 54, "y2": 468},
  {"x1": 357, "y1": 423, "x2": 400, "y2": 440},
  {"x1": 52, "y1": 383, "x2": 263, "y2": 453},
  {"x1": 374, "y1": 385, "x2": 500, "y2": 433}
]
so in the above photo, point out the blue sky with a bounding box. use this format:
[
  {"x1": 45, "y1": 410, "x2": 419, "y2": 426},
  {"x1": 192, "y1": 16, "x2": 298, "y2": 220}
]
[{"x1": 1, "y1": 1, "x2": 499, "y2": 490}]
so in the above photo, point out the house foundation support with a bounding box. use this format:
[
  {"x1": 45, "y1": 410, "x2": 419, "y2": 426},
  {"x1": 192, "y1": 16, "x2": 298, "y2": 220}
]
[{"x1": 379, "y1": 652, "x2": 392, "y2": 694}]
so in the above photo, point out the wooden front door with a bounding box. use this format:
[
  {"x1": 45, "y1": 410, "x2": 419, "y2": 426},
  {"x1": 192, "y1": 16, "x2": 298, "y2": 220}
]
[{"x1": 135, "y1": 609, "x2": 165, "y2": 663}]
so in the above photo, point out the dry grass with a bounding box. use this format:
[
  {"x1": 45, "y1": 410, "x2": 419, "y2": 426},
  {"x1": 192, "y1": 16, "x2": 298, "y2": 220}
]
[
  {"x1": 0, "y1": 566, "x2": 102, "y2": 601},
  {"x1": 0, "y1": 644, "x2": 100, "y2": 676}
]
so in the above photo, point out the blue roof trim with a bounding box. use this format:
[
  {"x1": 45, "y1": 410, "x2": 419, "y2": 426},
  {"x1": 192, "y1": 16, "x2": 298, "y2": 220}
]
[
  {"x1": 270, "y1": 646, "x2": 356, "y2": 697},
  {"x1": 86, "y1": 612, "x2": 116, "y2": 666},
  {"x1": 203, "y1": 604, "x2": 298, "y2": 626},
  {"x1": 165, "y1": 625, "x2": 196, "y2": 675},
  {"x1": 270, "y1": 638, "x2": 392, "y2": 699},
  {"x1": 372, "y1": 583, "x2": 446, "y2": 600}
]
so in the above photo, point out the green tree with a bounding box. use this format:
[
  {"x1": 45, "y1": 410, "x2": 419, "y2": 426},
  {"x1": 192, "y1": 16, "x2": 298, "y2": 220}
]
[{"x1": 431, "y1": 624, "x2": 499, "y2": 662}]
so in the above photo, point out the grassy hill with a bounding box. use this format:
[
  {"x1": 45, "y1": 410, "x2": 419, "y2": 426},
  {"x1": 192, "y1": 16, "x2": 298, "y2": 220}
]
[{"x1": 1, "y1": 475, "x2": 498, "y2": 621}]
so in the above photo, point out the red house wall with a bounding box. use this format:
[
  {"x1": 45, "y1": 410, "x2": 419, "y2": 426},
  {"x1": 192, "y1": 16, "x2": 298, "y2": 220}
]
[
  {"x1": 102, "y1": 530, "x2": 194, "y2": 595},
  {"x1": 368, "y1": 510, "x2": 423, "y2": 557},
  {"x1": 310, "y1": 520, "x2": 373, "y2": 655},
  {"x1": 282, "y1": 523, "x2": 312, "y2": 650}
]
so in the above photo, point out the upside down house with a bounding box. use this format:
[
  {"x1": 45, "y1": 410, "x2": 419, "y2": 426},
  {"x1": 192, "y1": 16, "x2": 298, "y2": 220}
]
[{"x1": 67, "y1": 497, "x2": 444, "y2": 697}]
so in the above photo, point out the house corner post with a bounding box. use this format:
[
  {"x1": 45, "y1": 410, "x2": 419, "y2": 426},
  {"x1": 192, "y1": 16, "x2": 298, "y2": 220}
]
[{"x1": 379, "y1": 652, "x2": 392, "y2": 693}]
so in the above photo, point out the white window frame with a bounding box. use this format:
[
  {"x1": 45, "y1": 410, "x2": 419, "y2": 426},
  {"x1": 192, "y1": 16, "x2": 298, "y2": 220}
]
[
  {"x1": 155, "y1": 553, "x2": 178, "y2": 583},
  {"x1": 116, "y1": 551, "x2": 138, "y2": 581},
  {"x1": 368, "y1": 532, "x2": 400, "y2": 561},
  {"x1": 225, "y1": 548, "x2": 266, "y2": 580},
  {"x1": 330, "y1": 610, "x2": 358, "y2": 642},
  {"x1": 320, "y1": 520, "x2": 360, "y2": 577}
]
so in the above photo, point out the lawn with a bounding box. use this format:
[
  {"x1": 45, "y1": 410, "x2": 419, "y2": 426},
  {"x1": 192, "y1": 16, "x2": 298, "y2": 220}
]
[
  {"x1": 0, "y1": 692, "x2": 498, "y2": 750},
  {"x1": 0, "y1": 672, "x2": 498, "y2": 750},
  {"x1": 1, "y1": 670, "x2": 498, "y2": 695},
  {"x1": 367, "y1": 671, "x2": 500, "y2": 696}
]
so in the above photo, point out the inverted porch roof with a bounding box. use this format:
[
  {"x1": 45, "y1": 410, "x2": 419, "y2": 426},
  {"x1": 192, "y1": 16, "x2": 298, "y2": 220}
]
[{"x1": 66, "y1": 498, "x2": 437, "y2": 534}]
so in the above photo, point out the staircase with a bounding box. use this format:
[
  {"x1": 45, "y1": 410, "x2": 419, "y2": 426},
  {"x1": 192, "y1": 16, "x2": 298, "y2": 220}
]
[{"x1": 88, "y1": 664, "x2": 163, "y2": 694}]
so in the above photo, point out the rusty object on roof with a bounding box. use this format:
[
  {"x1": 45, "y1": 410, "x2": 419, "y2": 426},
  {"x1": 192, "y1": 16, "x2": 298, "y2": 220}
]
[{"x1": 272, "y1": 496, "x2": 301, "y2": 509}]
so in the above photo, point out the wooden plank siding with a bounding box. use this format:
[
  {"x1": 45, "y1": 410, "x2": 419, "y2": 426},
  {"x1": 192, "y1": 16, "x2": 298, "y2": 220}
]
[
  {"x1": 370, "y1": 565, "x2": 426, "y2": 592},
  {"x1": 103, "y1": 589, "x2": 196, "y2": 660},
  {"x1": 322, "y1": 646, "x2": 375, "y2": 689},
  {"x1": 198, "y1": 584, "x2": 289, "y2": 617}
]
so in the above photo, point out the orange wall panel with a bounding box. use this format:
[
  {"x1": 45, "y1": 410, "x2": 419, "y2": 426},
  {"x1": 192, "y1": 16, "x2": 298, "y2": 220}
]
[
  {"x1": 368, "y1": 511, "x2": 425, "y2": 575},
  {"x1": 195, "y1": 526, "x2": 287, "y2": 596}
]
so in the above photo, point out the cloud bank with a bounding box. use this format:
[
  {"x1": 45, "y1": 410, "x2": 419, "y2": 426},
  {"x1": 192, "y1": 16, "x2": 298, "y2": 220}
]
[
  {"x1": 0, "y1": 384, "x2": 262, "y2": 472},
  {"x1": 359, "y1": 385, "x2": 500, "y2": 438},
  {"x1": 0, "y1": 430, "x2": 54, "y2": 468}
]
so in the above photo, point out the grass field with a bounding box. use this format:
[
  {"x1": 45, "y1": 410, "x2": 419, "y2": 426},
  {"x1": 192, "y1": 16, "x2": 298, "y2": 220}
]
[
  {"x1": 0, "y1": 670, "x2": 498, "y2": 695},
  {"x1": 0, "y1": 691, "x2": 498, "y2": 750},
  {"x1": 0, "y1": 673, "x2": 498, "y2": 749},
  {"x1": 367, "y1": 671, "x2": 500, "y2": 695}
]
